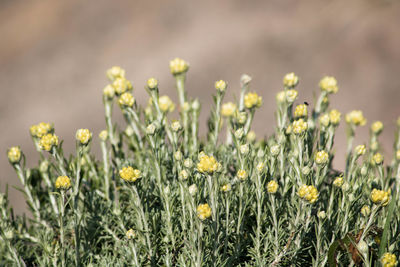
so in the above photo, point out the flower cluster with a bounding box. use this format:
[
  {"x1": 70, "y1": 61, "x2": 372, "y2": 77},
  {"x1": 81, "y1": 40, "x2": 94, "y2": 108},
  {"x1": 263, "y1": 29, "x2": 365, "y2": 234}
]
[
  {"x1": 267, "y1": 180, "x2": 278, "y2": 194},
  {"x1": 30, "y1": 122, "x2": 53, "y2": 138},
  {"x1": 244, "y1": 92, "x2": 262, "y2": 109},
  {"x1": 298, "y1": 185, "x2": 319, "y2": 203},
  {"x1": 197, "y1": 154, "x2": 219, "y2": 174},
  {"x1": 294, "y1": 104, "x2": 307, "y2": 118},
  {"x1": 169, "y1": 58, "x2": 189, "y2": 75},
  {"x1": 39, "y1": 133, "x2": 59, "y2": 151},
  {"x1": 55, "y1": 176, "x2": 71, "y2": 190},
  {"x1": 197, "y1": 203, "x2": 212, "y2": 220},
  {"x1": 158, "y1": 95, "x2": 175, "y2": 113},
  {"x1": 370, "y1": 189, "x2": 390, "y2": 206},
  {"x1": 346, "y1": 110, "x2": 367, "y2": 126},
  {"x1": 76, "y1": 129, "x2": 92, "y2": 145},
  {"x1": 292, "y1": 119, "x2": 308, "y2": 134},
  {"x1": 315, "y1": 150, "x2": 329, "y2": 165},
  {"x1": 283, "y1": 72, "x2": 299, "y2": 88},
  {"x1": 119, "y1": 166, "x2": 142, "y2": 182},
  {"x1": 319, "y1": 76, "x2": 338, "y2": 94},
  {"x1": 381, "y1": 253, "x2": 398, "y2": 267},
  {"x1": 7, "y1": 146, "x2": 21, "y2": 164}
]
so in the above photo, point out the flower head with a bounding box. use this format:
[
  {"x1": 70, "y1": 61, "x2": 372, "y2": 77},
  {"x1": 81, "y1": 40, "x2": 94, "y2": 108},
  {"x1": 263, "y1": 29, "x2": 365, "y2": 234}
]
[
  {"x1": 283, "y1": 72, "x2": 299, "y2": 88},
  {"x1": 106, "y1": 66, "x2": 125, "y2": 81},
  {"x1": 298, "y1": 184, "x2": 319, "y2": 203},
  {"x1": 118, "y1": 92, "x2": 135, "y2": 107},
  {"x1": 215, "y1": 80, "x2": 227, "y2": 92},
  {"x1": 286, "y1": 89, "x2": 298, "y2": 103},
  {"x1": 371, "y1": 121, "x2": 383, "y2": 135},
  {"x1": 354, "y1": 145, "x2": 366, "y2": 156},
  {"x1": 169, "y1": 58, "x2": 189, "y2": 75},
  {"x1": 294, "y1": 104, "x2": 307, "y2": 118},
  {"x1": 373, "y1": 152, "x2": 384, "y2": 165},
  {"x1": 333, "y1": 177, "x2": 344, "y2": 187},
  {"x1": 119, "y1": 166, "x2": 141, "y2": 182},
  {"x1": 112, "y1": 77, "x2": 132, "y2": 95},
  {"x1": 381, "y1": 253, "x2": 397, "y2": 267},
  {"x1": 292, "y1": 119, "x2": 308, "y2": 134},
  {"x1": 30, "y1": 122, "x2": 53, "y2": 138},
  {"x1": 8, "y1": 146, "x2": 21, "y2": 163},
  {"x1": 315, "y1": 150, "x2": 329, "y2": 165},
  {"x1": 188, "y1": 184, "x2": 198, "y2": 196},
  {"x1": 267, "y1": 180, "x2": 279, "y2": 194},
  {"x1": 244, "y1": 92, "x2": 262, "y2": 109},
  {"x1": 179, "y1": 170, "x2": 189, "y2": 180},
  {"x1": 329, "y1": 109, "x2": 341, "y2": 125},
  {"x1": 158, "y1": 95, "x2": 175, "y2": 113},
  {"x1": 361, "y1": 205, "x2": 370, "y2": 217},
  {"x1": 55, "y1": 176, "x2": 71, "y2": 190},
  {"x1": 147, "y1": 78, "x2": 158, "y2": 89},
  {"x1": 39, "y1": 134, "x2": 59, "y2": 151},
  {"x1": 197, "y1": 154, "x2": 219, "y2": 174},
  {"x1": 276, "y1": 91, "x2": 286, "y2": 103},
  {"x1": 319, "y1": 114, "x2": 330, "y2": 127},
  {"x1": 103, "y1": 85, "x2": 115, "y2": 99},
  {"x1": 221, "y1": 184, "x2": 232, "y2": 192},
  {"x1": 197, "y1": 203, "x2": 212, "y2": 220},
  {"x1": 126, "y1": 229, "x2": 136, "y2": 239},
  {"x1": 221, "y1": 102, "x2": 236, "y2": 117},
  {"x1": 76, "y1": 129, "x2": 92, "y2": 145},
  {"x1": 319, "y1": 76, "x2": 338, "y2": 94},
  {"x1": 317, "y1": 211, "x2": 326, "y2": 219},
  {"x1": 346, "y1": 110, "x2": 366, "y2": 126},
  {"x1": 99, "y1": 130, "x2": 108, "y2": 141},
  {"x1": 237, "y1": 169, "x2": 247, "y2": 180},
  {"x1": 370, "y1": 188, "x2": 390, "y2": 206}
]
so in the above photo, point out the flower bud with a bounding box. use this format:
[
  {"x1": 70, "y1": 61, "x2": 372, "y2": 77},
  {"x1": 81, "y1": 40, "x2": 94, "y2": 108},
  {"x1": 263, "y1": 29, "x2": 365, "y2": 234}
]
[
  {"x1": 191, "y1": 99, "x2": 200, "y2": 111},
  {"x1": 188, "y1": 184, "x2": 198, "y2": 196},
  {"x1": 270, "y1": 144, "x2": 280, "y2": 156},
  {"x1": 302, "y1": 166, "x2": 311, "y2": 176},
  {"x1": 103, "y1": 84, "x2": 115, "y2": 99},
  {"x1": 147, "y1": 78, "x2": 158, "y2": 90},
  {"x1": 240, "y1": 144, "x2": 249, "y2": 155},
  {"x1": 174, "y1": 151, "x2": 182, "y2": 161},
  {"x1": 215, "y1": 80, "x2": 227, "y2": 92},
  {"x1": 76, "y1": 129, "x2": 92, "y2": 145},
  {"x1": 179, "y1": 170, "x2": 189, "y2": 180},
  {"x1": 317, "y1": 210, "x2": 326, "y2": 219},
  {"x1": 240, "y1": 74, "x2": 252, "y2": 87},
  {"x1": 7, "y1": 146, "x2": 21, "y2": 164},
  {"x1": 283, "y1": 72, "x2": 299, "y2": 88},
  {"x1": 40, "y1": 160, "x2": 49, "y2": 173},
  {"x1": 235, "y1": 128, "x2": 244, "y2": 139},
  {"x1": 354, "y1": 145, "x2": 366, "y2": 156},
  {"x1": 184, "y1": 158, "x2": 193, "y2": 168},
  {"x1": 171, "y1": 121, "x2": 182, "y2": 132}
]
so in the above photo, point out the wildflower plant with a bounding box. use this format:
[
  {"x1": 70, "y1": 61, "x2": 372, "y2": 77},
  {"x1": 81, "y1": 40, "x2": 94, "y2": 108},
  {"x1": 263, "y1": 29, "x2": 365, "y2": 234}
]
[{"x1": 1, "y1": 60, "x2": 400, "y2": 266}]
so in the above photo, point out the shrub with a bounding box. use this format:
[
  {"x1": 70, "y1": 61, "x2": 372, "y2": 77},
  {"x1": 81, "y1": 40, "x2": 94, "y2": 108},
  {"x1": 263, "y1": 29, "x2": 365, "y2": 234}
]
[{"x1": 2, "y1": 59, "x2": 399, "y2": 266}]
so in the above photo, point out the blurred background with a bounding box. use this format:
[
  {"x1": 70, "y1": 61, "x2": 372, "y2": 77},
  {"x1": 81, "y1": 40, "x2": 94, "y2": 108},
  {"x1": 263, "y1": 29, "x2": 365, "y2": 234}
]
[{"x1": 1, "y1": 0, "x2": 400, "y2": 213}]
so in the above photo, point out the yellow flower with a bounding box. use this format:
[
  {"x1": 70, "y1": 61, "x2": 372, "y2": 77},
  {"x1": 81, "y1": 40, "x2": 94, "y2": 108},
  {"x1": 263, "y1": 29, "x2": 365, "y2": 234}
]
[
  {"x1": 373, "y1": 152, "x2": 384, "y2": 165},
  {"x1": 119, "y1": 166, "x2": 141, "y2": 182},
  {"x1": 8, "y1": 146, "x2": 21, "y2": 163},
  {"x1": 76, "y1": 129, "x2": 92, "y2": 145},
  {"x1": 244, "y1": 92, "x2": 262, "y2": 109},
  {"x1": 396, "y1": 149, "x2": 400, "y2": 161},
  {"x1": 381, "y1": 253, "x2": 397, "y2": 267},
  {"x1": 112, "y1": 77, "x2": 132, "y2": 95},
  {"x1": 197, "y1": 154, "x2": 219, "y2": 174},
  {"x1": 354, "y1": 145, "x2": 366, "y2": 156},
  {"x1": 169, "y1": 58, "x2": 189, "y2": 75},
  {"x1": 267, "y1": 180, "x2": 278, "y2": 194},
  {"x1": 256, "y1": 162, "x2": 265, "y2": 172},
  {"x1": 317, "y1": 211, "x2": 326, "y2": 219},
  {"x1": 329, "y1": 109, "x2": 341, "y2": 125},
  {"x1": 158, "y1": 95, "x2": 175, "y2": 113},
  {"x1": 361, "y1": 205, "x2": 370, "y2": 217},
  {"x1": 215, "y1": 80, "x2": 227, "y2": 92},
  {"x1": 346, "y1": 110, "x2": 366, "y2": 126},
  {"x1": 118, "y1": 92, "x2": 135, "y2": 108},
  {"x1": 286, "y1": 89, "x2": 298, "y2": 103},
  {"x1": 246, "y1": 131, "x2": 256, "y2": 142},
  {"x1": 294, "y1": 104, "x2": 307, "y2": 118},
  {"x1": 147, "y1": 78, "x2": 158, "y2": 89},
  {"x1": 106, "y1": 66, "x2": 125, "y2": 81},
  {"x1": 171, "y1": 121, "x2": 182, "y2": 132},
  {"x1": 371, "y1": 121, "x2": 383, "y2": 135},
  {"x1": 333, "y1": 177, "x2": 344, "y2": 187},
  {"x1": 30, "y1": 122, "x2": 53, "y2": 138},
  {"x1": 319, "y1": 76, "x2": 338, "y2": 94},
  {"x1": 292, "y1": 119, "x2": 308, "y2": 134},
  {"x1": 319, "y1": 114, "x2": 330, "y2": 127},
  {"x1": 283, "y1": 72, "x2": 299, "y2": 88},
  {"x1": 126, "y1": 229, "x2": 136, "y2": 239},
  {"x1": 298, "y1": 185, "x2": 319, "y2": 203},
  {"x1": 99, "y1": 130, "x2": 108, "y2": 141},
  {"x1": 237, "y1": 169, "x2": 247, "y2": 180},
  {"x1": 55, "y1": 176, "x2": 71, "y2": 190},
  {"x1": 315, "y1": 150, "x2": 329, "y2": 165},
  {"x1": 221, "y1": 184, "x2": 232, "y2": 192},
  {"x1": 370, "y1": 188, "x2": 390, "y2": 206},
  {"x1": 197, "y1": 203, "x2": 212, "y2": 220},
  {"x1": 103, "y1": 84, "x2": 115, "y2": 99},
  {"x1": 39, "y1": 134, "x2": 59, "y2": 151},
  {"x1": 276, "y1": 91, "x2": 286, "y2": 103}
]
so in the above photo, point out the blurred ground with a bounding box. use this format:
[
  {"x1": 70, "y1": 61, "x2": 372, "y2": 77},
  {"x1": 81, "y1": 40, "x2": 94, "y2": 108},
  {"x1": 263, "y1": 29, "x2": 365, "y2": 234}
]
[{"x1": 1, "y1": 0, "x2": 400, "y2": 213}]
